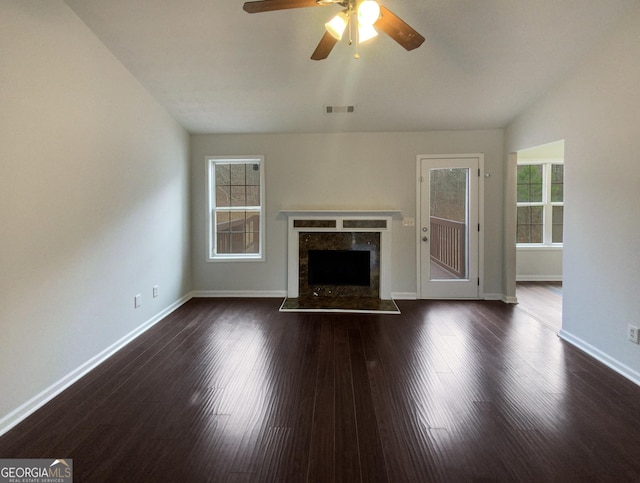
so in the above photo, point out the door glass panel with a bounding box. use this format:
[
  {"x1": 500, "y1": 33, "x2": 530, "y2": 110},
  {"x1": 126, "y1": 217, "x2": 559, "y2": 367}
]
[{"x1": 429, "y1": 168, "x2": 469, "y2": 280}]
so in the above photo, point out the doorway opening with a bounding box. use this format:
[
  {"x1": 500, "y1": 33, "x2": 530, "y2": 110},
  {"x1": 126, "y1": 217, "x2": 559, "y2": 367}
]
[{"x1": 515, "y1": 140, "x2": 564, "y2": 330}]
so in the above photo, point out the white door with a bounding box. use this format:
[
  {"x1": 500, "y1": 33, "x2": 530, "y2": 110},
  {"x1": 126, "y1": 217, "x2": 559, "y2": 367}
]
[{"x1": 418, "y1": 155, "x2": 481, "y2": 299}]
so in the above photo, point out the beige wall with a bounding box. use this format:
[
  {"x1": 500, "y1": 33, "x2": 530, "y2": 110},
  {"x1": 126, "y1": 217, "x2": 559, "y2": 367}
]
[
  {"x1": 0, "y1": 1, "x2": 191, "y2": 429},
  {"x1": 191, "y1": 130, "x2": 504, "y2": 298}
]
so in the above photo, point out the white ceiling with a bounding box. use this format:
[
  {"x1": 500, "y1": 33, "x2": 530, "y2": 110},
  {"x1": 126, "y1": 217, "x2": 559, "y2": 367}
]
[{"x1": 64, "y1": 0, "x2": 635, "y2": 134}]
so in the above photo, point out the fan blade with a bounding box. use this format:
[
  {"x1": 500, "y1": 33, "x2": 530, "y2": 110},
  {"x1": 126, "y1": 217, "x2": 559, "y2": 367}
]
[
  {"x1": 311, "y1": 32, "x2": 338, "y2": 60},
  {"x1": 243, "y1": 0, "x2": 321, "y2": 13},
  {"x1": 375, "y1": 5, "x2": 425, "y2": 51}
]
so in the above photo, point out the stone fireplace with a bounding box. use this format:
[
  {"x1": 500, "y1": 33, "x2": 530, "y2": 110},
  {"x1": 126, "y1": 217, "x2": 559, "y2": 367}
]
[
  {"x1": 299, "y1": 231, "x2": 380, "y2": 298},
  {"x1": 282, "y1": 210, "x2": 399, "y2": 307}
]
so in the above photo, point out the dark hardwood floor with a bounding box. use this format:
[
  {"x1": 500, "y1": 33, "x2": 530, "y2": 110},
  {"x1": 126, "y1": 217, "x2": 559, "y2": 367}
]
[
  {"x1": 516, "y1": 282, "x2": 563, "y2": 331},
  {"x1": 2, "y1": 298, "x2": 640, "y2": 482}
]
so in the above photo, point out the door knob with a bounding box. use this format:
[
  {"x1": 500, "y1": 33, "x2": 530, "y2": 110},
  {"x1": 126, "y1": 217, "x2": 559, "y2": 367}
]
[{"x1": 422, "y1": 236, "x2": 428, "y2": 242}]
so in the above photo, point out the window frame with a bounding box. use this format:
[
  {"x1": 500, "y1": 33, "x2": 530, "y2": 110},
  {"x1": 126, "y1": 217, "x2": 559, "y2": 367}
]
[
  {"x1": 516, "y1": 159, "x2": 564, "y2": 248},
  {"x1": 206, "y1": 155, "x2": 265, "y2": 262}
]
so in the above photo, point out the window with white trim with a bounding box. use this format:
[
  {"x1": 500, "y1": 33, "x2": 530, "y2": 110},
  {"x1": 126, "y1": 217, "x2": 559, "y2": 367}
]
[
  {"x1": 517, "y1": 161, "x2": 563, "y2": 246},
  {"x1": 207, "y1": 156, "x2": 265, "y2": 261}
]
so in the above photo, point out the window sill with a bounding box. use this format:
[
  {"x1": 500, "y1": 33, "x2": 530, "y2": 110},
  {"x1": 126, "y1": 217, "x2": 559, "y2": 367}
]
[{"x1": 208, "y1": 255, "x2": 265, "y2": 263}]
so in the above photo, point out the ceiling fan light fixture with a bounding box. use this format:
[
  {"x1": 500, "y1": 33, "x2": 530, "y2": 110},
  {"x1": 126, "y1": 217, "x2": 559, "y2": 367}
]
[
  {"x1": 325, "y1": 11, "x2": 348, "y2": 40},
  {"x1": 357, "y1": 0, "x2": 380, "y2": 26},
  {"x1": 358, "y1": 23, "x2": 378, "y2": 42}
]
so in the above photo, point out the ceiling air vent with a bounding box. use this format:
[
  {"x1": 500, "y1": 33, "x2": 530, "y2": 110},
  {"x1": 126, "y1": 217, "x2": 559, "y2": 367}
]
[{"x1": 324, "y1": 105, "x2": 356, "y2": 114}]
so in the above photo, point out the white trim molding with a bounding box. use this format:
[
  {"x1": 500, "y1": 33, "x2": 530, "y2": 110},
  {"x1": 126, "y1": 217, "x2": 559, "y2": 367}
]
[
  {"x1": 191, "y1": 290, "x2": 287, "y2": 298},
  {"x1": 516, "y1": 275, "x2": 563, "y2": 282},
  {"x1": 559, "y1": 329, "x2": 640, "y2": 387},
  {"x1": 391, "y1": 292, "x2": 417, "y2": 300},
  {"x1": 0, "y1": 294, "x2": 193, "y2": 437}
]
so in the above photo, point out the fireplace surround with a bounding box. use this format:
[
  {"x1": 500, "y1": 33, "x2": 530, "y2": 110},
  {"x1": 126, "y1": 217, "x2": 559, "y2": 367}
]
[
  {"x1": 300, "y1": 231, "x2": 380, "y2": 298},
  {"x1": 282, "y1": 210, "x2": 399, "y2": 305}
]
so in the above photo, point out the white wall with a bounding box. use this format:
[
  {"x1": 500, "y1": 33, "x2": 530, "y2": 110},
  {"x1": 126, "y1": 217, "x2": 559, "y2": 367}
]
[
  {"x1": 0, "y1": 1, "x2": 191, "y2": 431},
  {"x1": 191, "y1": 130, "x2": 504, "y2": 299},
  {"x1": 505, "y1": 4, "x2": 640, "y2": 381},
  {"x1": 516, "y1": 248, "x2": 562, "y2": 281}
]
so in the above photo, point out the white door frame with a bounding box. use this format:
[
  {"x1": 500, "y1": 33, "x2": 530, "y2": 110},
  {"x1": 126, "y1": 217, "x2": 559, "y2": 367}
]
[{"x1": 416, "y1": 154, "x2": 485, "y2": 299}]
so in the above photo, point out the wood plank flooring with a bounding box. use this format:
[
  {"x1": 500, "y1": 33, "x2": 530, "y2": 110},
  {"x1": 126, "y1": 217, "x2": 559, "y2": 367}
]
[
  {"x1": 516, "y1": 282, "x2": 563, "y2": 331},
  {"x1": 2, "y1": 298, "x2": 640, "y2": 482}
]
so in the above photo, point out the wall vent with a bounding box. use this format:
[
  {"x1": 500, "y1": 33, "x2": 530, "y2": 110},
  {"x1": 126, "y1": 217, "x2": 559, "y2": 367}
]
[{"x1": 324, "y1": 105, "x2": 356, "y2": 114}]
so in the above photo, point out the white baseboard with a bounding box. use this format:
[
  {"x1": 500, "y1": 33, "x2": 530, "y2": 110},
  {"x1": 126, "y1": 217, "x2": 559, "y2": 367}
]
[
  {"x1": 191, "y1": 290, "x2": 287, "y2": 298},
  {"x1": 559, "y1": 329, "x2": 640, "y2": 387},
  {"x1": 516, "y1": 275, "x2": 563, "y2": 282},
  {"x1": 0, "y1": 293, "x2": 193, "y2": 437},
  {"x1": 391, "y1": 292, "x2": 417, "y2": 300},
  {"x1": 392, "y1": 293, "x2": 511, "y2": 302}
]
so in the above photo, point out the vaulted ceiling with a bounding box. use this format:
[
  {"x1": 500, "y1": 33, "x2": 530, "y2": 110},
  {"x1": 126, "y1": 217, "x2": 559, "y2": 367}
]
[{"x1": 64, "y1": 0, "x2": 635, "y2": 134}]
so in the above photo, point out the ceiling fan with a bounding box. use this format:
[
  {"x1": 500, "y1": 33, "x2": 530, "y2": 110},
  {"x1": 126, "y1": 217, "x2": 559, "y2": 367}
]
[{"x1": 242, "y1": 0, "x2": 425, "y2": 60}]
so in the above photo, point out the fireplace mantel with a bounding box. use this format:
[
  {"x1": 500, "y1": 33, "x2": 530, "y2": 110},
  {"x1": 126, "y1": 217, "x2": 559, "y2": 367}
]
[
  {"x1": 283, "y1": 209, "x2": 399, "y2": 299},
  {"x1": 280, "y1": 209, "x2": 402, "y2": 218}
]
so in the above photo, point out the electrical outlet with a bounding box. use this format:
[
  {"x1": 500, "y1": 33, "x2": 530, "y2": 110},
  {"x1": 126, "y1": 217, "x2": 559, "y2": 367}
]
[
  {"x1": 628, "y1": 324, "x2": 639, "y2": 344},
  {"x1": 153, "y1": 285, "x2": 159, "y2": 298},
  {"x1": 402, "y1": 217, "x2": 415, "y2": 227},
  {"x1": 134, "y1": 294, "x2": 142, "y2": 308}
]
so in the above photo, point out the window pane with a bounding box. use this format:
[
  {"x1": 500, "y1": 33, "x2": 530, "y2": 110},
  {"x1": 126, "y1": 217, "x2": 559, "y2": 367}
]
[
  {"x1": 230, "y1": 212, "x2": 245, "y2": 232},
  {"x1": 517, "y1": 205, "x2": 529, "y2": 224},
  {"x1": 216, "y1": 163, "x2": 230, "y2": 186},
  {"x1": 246, "y1": 163, "x2": 260, "y2": 185},
  {"x1": 552, "y1": 205, "x2": 564, "y2": 224},
  {"x1": 517, "y1": 225, "x2": 530, "y2": 244},
  {"x1": 530, "y1": 224, "x2": 543, "y2": 243},
  {"x1": 230, "y1": 164, "x2": 245, "y2": 185},
  {"x1": 245, "y1": 232, "x2": 260, "y2": 253},
  {"x1": 216, "y1": 186, "x2": 231, "y2": 207},
  {"x1": 517, "y1": 185, "x2": 530, "y2": 203},
  {"x1": 530, "y1": 205, "x2": 543, "y2": 224},
  {"x1": 552, "y1": 206, "x2": 564, "y2": 243},
  {"x1": 230, "y1": 233, "x2": 245, "y2": 252},
  {"x1": 245, "y1": 211, "x2": 260, "y2": 232},
  {"x1": 530, "y1": 183, "x2": 543, "y2": 202},
  {"x1": 517, "y1": 165, "x2": 530, "y2": 184},
  {"x1": 551, "y1": 164, "x2": 564, "y2": 183},
  {"x1": 230, "y1": 186, "x2": 246, "y2": 206},
  {"x1": 551, "y1": 165, "x2": 564, "y2": 202},
  {"x1": 516, "y1": 206, "x2": 543, "y2": 243},
  {"x1": 217, "y1": 233, "x2": 231, "y2": 254},
  {"x1": 246, "y1": 186, "x2": 260, "y2": 206},
  {"x1": 216, "y1": 211, "x2": 231, "y2": 232},
  {"x1": 517, "y1": 165, "x2": 543, "y2": 203}
]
